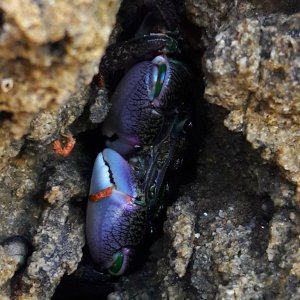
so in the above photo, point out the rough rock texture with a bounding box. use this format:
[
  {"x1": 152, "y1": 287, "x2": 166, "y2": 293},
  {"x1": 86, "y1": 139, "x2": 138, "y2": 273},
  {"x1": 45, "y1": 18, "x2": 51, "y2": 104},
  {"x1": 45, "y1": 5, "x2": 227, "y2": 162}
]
[
  {"x1": 109, "y1": 106, "x2": 300, "y2": 300},
  {"x1": 1, "y1": 0, "x2": 300, "y2": 299},
  {"x1": 204, "y1": 13, "x2": 300, "y2": 199},
  {"x1": 0, "y1": 0, "x2": 119, "y2": 169},
  {"x1": 186, "y1": 0, "x2": 300, "y2": 45},
  {"x1": 186, "y1": 0, "x2": 300, "y2": 200},
  {"x1": 0, "y1": 246, "x2": 19, "y2": 291},
  {"x1": 0, "y1": 0, "x2": 120, "y2": 299},
  {"x1": 165, "y1": 197, "x2": 196, "y2": 278},
  {"x1": 14, "y1": 203, "x2": 85, "y2": 299},
  {"x1": 108, "y1": 2, "x2": 300, "y2": 298},
  {"x1": 0, "y1": 89, "x2": 101, "y2": 299}
]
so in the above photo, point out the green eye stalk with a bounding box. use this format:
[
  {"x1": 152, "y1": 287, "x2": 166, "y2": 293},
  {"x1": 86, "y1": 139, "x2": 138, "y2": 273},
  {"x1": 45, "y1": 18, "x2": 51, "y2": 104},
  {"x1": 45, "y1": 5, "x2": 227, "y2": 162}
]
[
  {"x1": 149, "y1": 56, "x2": 168, "y2": 100},
  {"x1": 108, "y1": 248, "x2": 134, "y2": 276},
  {"x1": 154, "y1": 63, "x2": 167, "y2": 97},
  {"x1": 109, "y1": 251, "x2": 124, "y2": 275}
]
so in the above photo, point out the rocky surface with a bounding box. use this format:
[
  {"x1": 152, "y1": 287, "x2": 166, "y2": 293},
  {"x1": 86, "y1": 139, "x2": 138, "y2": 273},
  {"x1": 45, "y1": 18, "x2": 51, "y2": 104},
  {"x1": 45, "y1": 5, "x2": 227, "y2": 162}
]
[
  {"x1": 109, "y1": 106, "x2": 300, "y2": 299},
  {"x1": 0, "y1": 246, "x2": 19, "y2": 296},
  {"x1": 0, "y1": 0, "x2": 119, "y2": 169},
  {"x1": 204, "y1": 12, "x2": 300, "y2": 199},
  {"x1": 186, "y1": 0, "x2": 300, "y2": 45},
  {"x1": 1, "y1": 0, "x2": 300, "y2": 299},
  {"x1": 0, "y1": 0, "x2": 119, "y2": 299},
  {"x1": 186, "y1": 0, "x2": 300, "y2": 200},
  {"x1": 14, "y1": 203, "x2": 85, "y2": 299},
  {"x1": 109, "y1": 1, "x2": 300, "y2": 299}
]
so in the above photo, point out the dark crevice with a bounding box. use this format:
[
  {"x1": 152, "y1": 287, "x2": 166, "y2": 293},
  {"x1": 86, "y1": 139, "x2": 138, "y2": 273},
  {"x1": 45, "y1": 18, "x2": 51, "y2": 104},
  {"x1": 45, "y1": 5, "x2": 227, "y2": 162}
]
[
  {"x1": 44, "y1": 39, "x2": 67, "y2": 58},
  {"x1": 0, "y1": 10, "x2": 4, "y2": 30},
  {"x1": 53, "y1": 0, "x2": 204, "y2": 298},
  {"x1": 0, "y1": 111, "x2": 13, "y2": 126}
]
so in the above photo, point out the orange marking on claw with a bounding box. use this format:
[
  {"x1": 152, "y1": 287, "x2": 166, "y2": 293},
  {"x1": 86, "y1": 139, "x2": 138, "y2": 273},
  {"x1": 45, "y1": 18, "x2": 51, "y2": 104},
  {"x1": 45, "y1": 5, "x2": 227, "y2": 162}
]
[
  {"x1": 89, "y1": 186, "x2": 113, "y2": 202},
  {"x1": 53, "y1": 135, "x2": 76, "y2": 157}
]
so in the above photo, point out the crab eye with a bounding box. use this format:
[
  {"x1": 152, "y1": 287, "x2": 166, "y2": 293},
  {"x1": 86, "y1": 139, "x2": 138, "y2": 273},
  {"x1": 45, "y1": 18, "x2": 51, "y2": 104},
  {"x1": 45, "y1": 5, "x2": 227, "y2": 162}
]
[
  {"x1": 153, "y1": 63, "x2": 166, "y2": 98},
  {"x1": 149, "y1": 57, "x2": 167, "y2": 100},
  {"x1": 109, "y1": 251, "x2": 124, "y2": 275}
]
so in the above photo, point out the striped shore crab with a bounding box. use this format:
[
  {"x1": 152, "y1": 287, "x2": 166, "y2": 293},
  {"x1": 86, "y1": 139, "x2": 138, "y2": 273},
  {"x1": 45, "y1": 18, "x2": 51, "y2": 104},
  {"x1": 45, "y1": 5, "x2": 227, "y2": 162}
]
[{"x1": 86, "y1": 1, "x2": 193, "y2": 275}]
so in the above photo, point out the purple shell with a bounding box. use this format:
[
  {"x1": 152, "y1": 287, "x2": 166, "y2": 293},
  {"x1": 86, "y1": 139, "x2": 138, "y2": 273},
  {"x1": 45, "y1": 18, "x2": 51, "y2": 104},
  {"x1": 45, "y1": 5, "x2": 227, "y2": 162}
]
[
  {"x1": 102, "y1": 55, "x2": 191, "y2": 158},
  {"x1": 86, "y1": 149, "x2": 146, "y2": 271}
]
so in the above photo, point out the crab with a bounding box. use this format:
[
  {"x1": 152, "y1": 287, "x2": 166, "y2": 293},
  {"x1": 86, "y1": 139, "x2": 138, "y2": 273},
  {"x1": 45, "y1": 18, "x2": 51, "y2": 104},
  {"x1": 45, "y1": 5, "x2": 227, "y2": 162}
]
[{"x1": 86, "y1": 0, "x2": 193, "y2": 275}]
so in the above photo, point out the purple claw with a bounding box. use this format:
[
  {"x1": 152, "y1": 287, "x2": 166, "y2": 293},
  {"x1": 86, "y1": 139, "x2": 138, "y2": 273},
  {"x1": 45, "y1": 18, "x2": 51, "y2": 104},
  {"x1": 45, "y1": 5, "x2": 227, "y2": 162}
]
[
  {"x1": 86, "y1": 149, "x2": 146, "y2": 274},
  {"x1": 87, "y1": 46, "x2": 191, "y2": 275},
  {"x1": 89, "y1": 152, "x2": 112, "y2": 195},
  {"x1": 102, "y1": 55, "x2": 191, "y2": 158},
  {"x1": 102, "y1": 148, "x2": 137, "y2": 197}
]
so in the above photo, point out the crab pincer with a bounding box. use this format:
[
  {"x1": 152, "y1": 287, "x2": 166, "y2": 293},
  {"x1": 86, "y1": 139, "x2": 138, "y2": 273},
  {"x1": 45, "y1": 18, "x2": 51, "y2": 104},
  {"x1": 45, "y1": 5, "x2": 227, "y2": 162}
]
[{"x1": 86, "y1": 148, "x2": 146, "y2": 275}]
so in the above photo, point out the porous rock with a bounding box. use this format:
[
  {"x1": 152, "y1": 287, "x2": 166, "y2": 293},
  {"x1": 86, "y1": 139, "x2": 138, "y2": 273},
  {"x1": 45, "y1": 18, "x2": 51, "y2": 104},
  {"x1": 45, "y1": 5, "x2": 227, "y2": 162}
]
[
  {"x1": 204, "y1": 13, "x2": 300, "y2": 199},
  {"x1": 13, "y1": 203, "x2": 85, "y2": 299},
  {"x1": 109, "y1": 106, "x2": 299, "y2": 299},
  {"x1": 0, "y1": 0, "x2": 119, "y2": 299},
  {"x1": 106, "y1": 1, "x2": 300, "y2": 299},
  {"x1": 165, "y1": 196, "x2": 196, "y2": 278},
  {"x1": 0, "y1": 246, "x2": 19, "y2": 288},
  {"x1": 0, "y1": 0, "x2": 119, "y2": 168}
]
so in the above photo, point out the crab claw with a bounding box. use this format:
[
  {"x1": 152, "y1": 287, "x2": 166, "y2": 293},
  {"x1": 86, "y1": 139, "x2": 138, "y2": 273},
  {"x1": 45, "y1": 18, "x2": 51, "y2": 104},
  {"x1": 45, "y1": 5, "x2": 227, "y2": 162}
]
[
  {"x1": 102, "y1": 55, "x2": 191, "y2": 158},
  {"x1": 86, "y1": 148, "x2": 146, "y2": 275}
]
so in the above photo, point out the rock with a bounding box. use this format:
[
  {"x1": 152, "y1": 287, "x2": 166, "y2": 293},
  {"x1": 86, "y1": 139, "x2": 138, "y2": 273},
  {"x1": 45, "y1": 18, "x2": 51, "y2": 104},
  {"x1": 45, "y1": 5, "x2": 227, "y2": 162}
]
[
  {"x1": 1, "y1": 0, "x2": 300, "y2": 298},
  {"x1": 0, "y1": 0, "x2": 120, "y2": 168},
  {"x1": 89, "y1": 88, "x2": 111, "y2": 124},
  {"x1": 0, "y1": 236, "x2": 29, "y2": 298},
  {"x1": 0, "y1": 246, "x2": 19, "y2": 287},
  {"x1": 185, "y1": 0, "x2": 300, "y2": 45},
  {"x1": 0, "y1": 0, "x2": 120, "y2": 299},
  {"x1": 164, "y1": 196, "x2": 196, "y2": 278},
  {"x1": 204, "y1": 13, "x2": 300, "y2": 198},
  {"x1": 109, "y1": 106, "x2": 299, "y2": 299},
  {"x1": 13, "y1": 203, "x2": 85, "y2": 299},
  {"x1": 2, "y1": 236, "x2": 29, "y2": 270}
]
